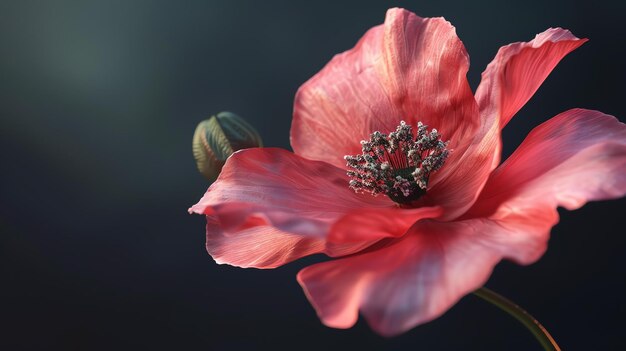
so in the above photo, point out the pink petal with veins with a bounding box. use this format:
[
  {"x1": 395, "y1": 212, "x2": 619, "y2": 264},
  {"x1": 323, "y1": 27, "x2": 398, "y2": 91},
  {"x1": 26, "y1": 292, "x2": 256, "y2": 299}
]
[
  {"x1": 298, "y1": 219, "x2": 518, "y2": 336},
  {"x1": 190, "y1": 148, "x2": 397, "y2": 268},
  {"x1": 466, "y1": 109, "x2": 626, "y2": 264}
]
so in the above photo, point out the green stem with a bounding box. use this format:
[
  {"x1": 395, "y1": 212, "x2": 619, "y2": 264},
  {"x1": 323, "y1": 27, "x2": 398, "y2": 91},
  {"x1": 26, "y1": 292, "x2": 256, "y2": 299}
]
[{"x1": 473, "y1": 287, "x2": 560, "y2": 351}]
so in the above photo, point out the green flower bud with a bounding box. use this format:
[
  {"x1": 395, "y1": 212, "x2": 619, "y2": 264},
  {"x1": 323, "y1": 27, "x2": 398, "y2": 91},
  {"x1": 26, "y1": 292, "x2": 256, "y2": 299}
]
[{"x1": 192, "y1": 111, "x2": 263, "y2": 182}]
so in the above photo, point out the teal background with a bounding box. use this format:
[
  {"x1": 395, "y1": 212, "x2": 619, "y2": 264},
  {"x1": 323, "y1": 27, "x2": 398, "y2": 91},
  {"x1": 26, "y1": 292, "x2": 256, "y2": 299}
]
[{"x1": 1, "y1": 0, "x2": 625, "y2": 349}]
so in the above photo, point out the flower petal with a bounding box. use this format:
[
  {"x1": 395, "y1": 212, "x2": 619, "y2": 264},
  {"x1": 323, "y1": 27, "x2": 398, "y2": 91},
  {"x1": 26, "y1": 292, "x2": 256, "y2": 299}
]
[
  {"x1": 476, "y1": 28, "x2": 587, "y2": 130},
  {"x1": 204, "y1": 216, "x2": 324, "y2": 269},
  {"x1": 190, "y1": 148, "x2": 393, "y2": 268},
  {"x1": 297, "y1": 219, "x2": 518, "y2": 336},
  {"x1": 291, "y1": 8, "x2": 480, "y2": 169},
  {"x1": 466, "y1": 109, "x2": 626, "y2": 264},
  {"x1": 327, "y1": 206, "x2": 443, "y2": 244},
  {"x1": 430, "y1": 28, "x2": 586, "y2": 219}
]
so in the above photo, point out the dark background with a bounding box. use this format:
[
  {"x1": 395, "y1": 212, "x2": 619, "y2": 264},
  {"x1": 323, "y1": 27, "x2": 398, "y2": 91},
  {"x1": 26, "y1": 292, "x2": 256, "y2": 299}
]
[{"x1": 1, "y1": 0, "x2": 625, "y2": 350}]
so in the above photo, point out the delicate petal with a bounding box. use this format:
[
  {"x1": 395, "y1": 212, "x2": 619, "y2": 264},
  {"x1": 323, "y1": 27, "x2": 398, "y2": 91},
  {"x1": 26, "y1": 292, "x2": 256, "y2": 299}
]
[
  {"x1": 291, "y1": 8, "x2": 480, "y2": 169},
  {"x1": 328, "y1": 206, "x2": 443, "y2": 244},
  {"x1": 424, "y1": 116, "x2": 500, "y2": 219},
  {"x1": 466, "y1": 109, "x2": 626, "y2": 264},
  {"x1": 298, "y1": 219, "x2": 521, "y2": 336},
  {"x1": 205, "y1": 215, "x2": 385, "y2": 269},
  {"x1": 190, "y1": 148, "x2": 394, "y2": 268},
  {"x1": 476, "y1": 28, "x2": 587, "y2": 130},
  {"x1": 205, "y1": 216, "x2": 324, "y2": 269},
  {"x1": 431, "y1": 28, "x2": 586, "y2": 218},
  {"x1": 292, "y1": 8, "x2": 495, "y2": 219}
]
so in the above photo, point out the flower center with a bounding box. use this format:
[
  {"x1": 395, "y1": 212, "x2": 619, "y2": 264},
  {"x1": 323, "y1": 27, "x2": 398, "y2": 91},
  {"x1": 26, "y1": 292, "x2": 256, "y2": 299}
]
[{"x1": 344, "y1": 121, "x2": 449, "y2": 205}]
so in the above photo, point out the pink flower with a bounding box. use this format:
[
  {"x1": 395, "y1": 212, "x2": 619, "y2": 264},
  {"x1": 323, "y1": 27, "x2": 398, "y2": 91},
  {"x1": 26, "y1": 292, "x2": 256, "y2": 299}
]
[{"x1": 190, "y1": 8, "x2": 626, "y2": 336}]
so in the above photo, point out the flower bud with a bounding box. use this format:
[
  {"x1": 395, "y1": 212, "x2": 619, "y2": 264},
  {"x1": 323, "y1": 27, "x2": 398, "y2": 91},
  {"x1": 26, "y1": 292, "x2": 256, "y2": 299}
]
[{"x1": 192, "y1": 111, "x2": 263, "y2": 182}]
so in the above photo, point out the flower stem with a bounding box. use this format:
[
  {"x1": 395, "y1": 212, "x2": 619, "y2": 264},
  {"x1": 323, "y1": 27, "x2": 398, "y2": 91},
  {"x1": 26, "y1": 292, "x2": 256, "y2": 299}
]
[{"x1": 473, "y1": 287, "x2": 560, "y2": 351}]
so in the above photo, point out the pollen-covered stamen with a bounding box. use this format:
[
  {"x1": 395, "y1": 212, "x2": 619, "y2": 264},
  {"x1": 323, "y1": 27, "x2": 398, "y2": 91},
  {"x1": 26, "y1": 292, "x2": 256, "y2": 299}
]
[{"x1": 345, "y1": 121, "x2": 449, "y2": 204}]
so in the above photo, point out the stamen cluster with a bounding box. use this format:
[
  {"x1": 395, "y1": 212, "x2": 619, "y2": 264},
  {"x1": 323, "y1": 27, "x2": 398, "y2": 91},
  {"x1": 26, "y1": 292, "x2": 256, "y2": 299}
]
[{"x1": 344, "y1": 121, "x2": 449, "y2": 204}]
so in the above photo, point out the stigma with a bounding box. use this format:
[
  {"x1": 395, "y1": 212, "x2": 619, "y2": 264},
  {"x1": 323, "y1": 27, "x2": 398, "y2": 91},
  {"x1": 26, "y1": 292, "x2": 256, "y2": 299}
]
[{"x1": 344, "y1": 121, "x2": 449, "y2": 205}]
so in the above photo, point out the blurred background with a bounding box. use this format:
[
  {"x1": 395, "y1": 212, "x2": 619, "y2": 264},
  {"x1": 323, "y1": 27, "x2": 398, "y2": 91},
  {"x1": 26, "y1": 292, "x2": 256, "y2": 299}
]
[{"x1": 1, "y1": 0, "x2": 625, "y2": 350}]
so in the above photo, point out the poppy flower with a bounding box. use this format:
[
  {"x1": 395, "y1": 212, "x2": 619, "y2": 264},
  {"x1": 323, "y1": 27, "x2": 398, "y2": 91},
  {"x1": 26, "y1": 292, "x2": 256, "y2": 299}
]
[{"x1": 190, "y1": 8, "x2": 626, "y2": 336}]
